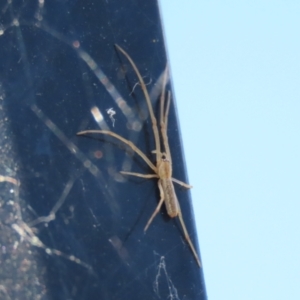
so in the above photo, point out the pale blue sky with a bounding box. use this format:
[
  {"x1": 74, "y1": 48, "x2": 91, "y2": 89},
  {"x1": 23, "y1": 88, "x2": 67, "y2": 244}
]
[{"x1": 160, "y1": 1, "x2": 300, "y2": 299}]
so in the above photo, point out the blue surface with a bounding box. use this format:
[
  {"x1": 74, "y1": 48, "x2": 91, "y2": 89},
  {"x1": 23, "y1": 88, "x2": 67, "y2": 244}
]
[{"x1": 0, "y1": 1, "x2": 206, "y2": 299}]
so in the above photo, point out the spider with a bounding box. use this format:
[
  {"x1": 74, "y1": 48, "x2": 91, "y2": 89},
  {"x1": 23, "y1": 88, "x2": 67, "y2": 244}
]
[{"x1": 77, "y1": 45, "x2": 201, "y2": 267}]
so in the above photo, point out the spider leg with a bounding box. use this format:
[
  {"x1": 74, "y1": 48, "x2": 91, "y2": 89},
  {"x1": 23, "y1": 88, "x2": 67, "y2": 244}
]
[
  {"x1": 144, "y1": 179, "x2": 165, "y2": 232},
  {"x1": 120, "y1": 171, "x2": 158, "y2": 179},
  {"x1": 177, "y1": 208, "x2": 202, "y2": 267},
  {"x1": 160, "y1": 84, "x2": 192, "y2": 189},
  {"x1": 160, "y1": 67, "x2": 172, "y2": 163},
  {"x1": 115, "y1": 44, "x2": 162, "y2": 163},
  {"x1": 171, "y1": 178, "x2": 193, "y2": 189},
  {"x1": 77, "y1": 129, "x2": 157, "y2": 173}
]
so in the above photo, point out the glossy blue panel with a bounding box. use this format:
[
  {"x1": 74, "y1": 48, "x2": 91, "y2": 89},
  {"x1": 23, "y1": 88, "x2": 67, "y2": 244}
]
[{"x1": 0, "y1": 1, "x2": 206, "y2": 299}]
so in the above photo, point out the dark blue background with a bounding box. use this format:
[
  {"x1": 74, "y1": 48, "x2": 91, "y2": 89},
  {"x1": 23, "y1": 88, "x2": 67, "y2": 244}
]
[{"x1": 0, "y1": 0, "x2": 206, "y2": 299}]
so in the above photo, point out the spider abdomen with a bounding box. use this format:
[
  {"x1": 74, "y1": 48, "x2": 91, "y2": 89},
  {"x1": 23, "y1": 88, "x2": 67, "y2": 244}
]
[{"x1": 160, "y1": 178, "x2": 179, "y2": 218}]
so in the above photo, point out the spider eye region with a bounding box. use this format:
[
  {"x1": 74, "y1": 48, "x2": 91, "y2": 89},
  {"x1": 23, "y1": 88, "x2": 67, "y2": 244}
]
[{"x1": 161, "y1": 153, "x2": 169, "y2": 160}]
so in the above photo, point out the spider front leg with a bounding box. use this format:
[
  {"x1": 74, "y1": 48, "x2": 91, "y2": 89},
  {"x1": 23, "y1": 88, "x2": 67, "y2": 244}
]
[
  {"x1": 77, "y1": 130, "x2": 157, "y2": 173},
  {"x1": 115, "y1": 44, "x2": 162, "y2": 163},
  {"x1": 159, "y1": 84, "x2": 193, "y2": 190}
]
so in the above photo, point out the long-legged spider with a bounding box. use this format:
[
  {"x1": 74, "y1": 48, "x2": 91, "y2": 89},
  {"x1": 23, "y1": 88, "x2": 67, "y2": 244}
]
[{"x1": 77, "y1": 45, "x2": 201, "y2": 267}]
